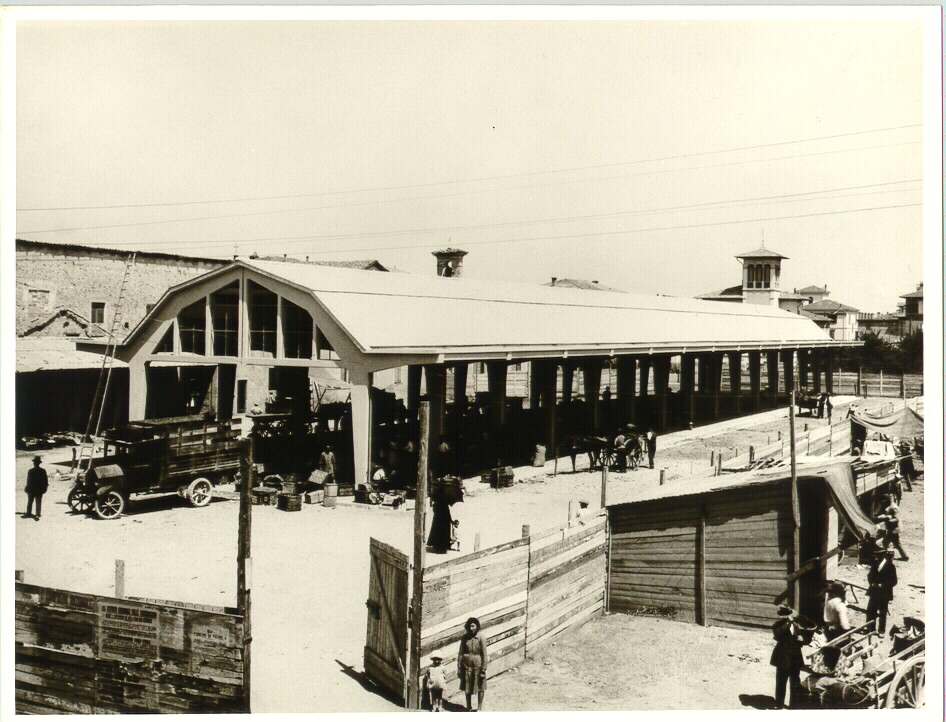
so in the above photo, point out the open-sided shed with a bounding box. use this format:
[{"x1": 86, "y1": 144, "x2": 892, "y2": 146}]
[{"x1": 607, "y1": 457, "x2": 875, "y2": 627}]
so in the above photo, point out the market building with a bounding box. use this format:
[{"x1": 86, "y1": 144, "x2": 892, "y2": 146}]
[{"x1": 95, "y1": 257, "x2": 856, "y2": 491}]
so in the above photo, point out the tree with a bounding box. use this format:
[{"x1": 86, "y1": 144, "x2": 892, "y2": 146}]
[{"x1": 898, "y1": 330, "x2": 923, "y2": 373}]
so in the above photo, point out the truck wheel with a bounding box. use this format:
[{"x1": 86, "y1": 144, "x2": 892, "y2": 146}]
[
  {"x1": 94, "y1": 490, "x2": 125, "y2": 520},
  {"x1": 67, "y1": 487, "x2": 92, "y2": 514},
  {"x1": 187, "y1": 478, "x2": 214, "y2": 508}
]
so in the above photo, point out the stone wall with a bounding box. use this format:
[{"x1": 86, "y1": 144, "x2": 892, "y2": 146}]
[{"x1": 16, "y1": 241, "x2": 225, "y2": 336}]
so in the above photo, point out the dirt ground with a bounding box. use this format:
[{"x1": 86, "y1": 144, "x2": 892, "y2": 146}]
[{"x1": 13, "y1": 396, "x2": 926, "y2": 712}]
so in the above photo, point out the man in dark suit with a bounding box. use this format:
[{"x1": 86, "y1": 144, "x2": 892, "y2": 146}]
[
  {"x1": 770, "y1": 604, "x2": 805, "y2": 708},
  {"x1": 25, "y1": 455, "x2": 49, "y2": 521},
  {"x1": 866, "y1": 549, "x2": 898, "y2": 633}
]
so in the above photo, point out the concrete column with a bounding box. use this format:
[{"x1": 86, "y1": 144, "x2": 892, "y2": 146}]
[
  {"x1": 812, "y1": 350, "x2": 822, "y2": 394},
  {"x1": 767, "y1": 350, "x2": 780, "y2": 401},
  {"x1": 727, "y1": 351, "x2": 742, "y2": 414},
  {"x1": 824, "y1": 350, "x2": 835, "y2": 394},
  {"x1": 582, "y1": 358, "x2": 602, "y2": 433},
  {"x1": 749, "y1": 351, "x2": 762, "y2": 410},
  {"x1": 654, "y1": 355, "x2": 672, "y2": 431},
  {"x1": 349, "y1": 366, "x2": 373, "y2": 490},
  {"x1": 486, "y1": 361, "x2": 507, "y2": 430},
  {"x1": 424, "y1": 364, "x2": 448, "y2": 440},
  {"x1": 538, "y1": 361, "x2": 558, "y2": 454},
  {"x1": 711, "y1": 353, "x2": 722, "y2": 419},
  {"x1": 453, "y1": 363, "x2": 469, "y2": 416},
  {"x1": 680, "y1": 353, "x2": 695, "y2": 426},
  {"x1": 129, "y1": 360, "x2": 147, "y2": 421},
  {"x1": 407, "y1": 365, "x2": 422, "y2": 413},
  {"x1": 528, "y1": 361, "x2": 542, "y2": 411},
  {"x1": 798, "y1": 349, "x2": 810, "y2": 391},
  {"x1": 781, "y1": 350, "x2": 795, "y2": 394},
  {"x1": 561, "y1": 363, "x2": 574, "y2": 407},
  {"x1": 639, "y1": 356, "x2": 651, "y2": 398},
  {"x1": 616, "y1": 356, "x2": 637, "y2": 427},
  {"x1": 697, "y1": 354, "x2": 711, "y2": 395}
]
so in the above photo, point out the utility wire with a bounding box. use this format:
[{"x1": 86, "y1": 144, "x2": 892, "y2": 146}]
[
  {"x1": 17, "y1": 123, "x2": 921, "y2": 212},
  {"x1": 18, "y1": 140, "x2": 922, "y2": 235},
  {"x1": 62, "y1": 180, "x2": 920, "y2": 252}
]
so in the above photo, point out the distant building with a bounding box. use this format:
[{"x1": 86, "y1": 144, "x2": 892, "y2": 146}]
[
  {"x1": 898, "y1": 283, "x2": 923, "y2": 335},
  {"x1": 696, "y1": 243, "x2": 858, "y2": 340}
]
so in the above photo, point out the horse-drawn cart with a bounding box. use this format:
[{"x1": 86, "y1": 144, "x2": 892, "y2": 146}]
[{"x1": 804, "y1": 618, "x2": 925, "y2": 708}]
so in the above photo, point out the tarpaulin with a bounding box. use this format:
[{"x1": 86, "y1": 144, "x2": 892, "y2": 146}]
[
  {"x1": 813, "y1": 460, "x2": 878, "y2": 540},
  {"x1": 850, "y1": 406, "x2": 924, "y2": 439}
]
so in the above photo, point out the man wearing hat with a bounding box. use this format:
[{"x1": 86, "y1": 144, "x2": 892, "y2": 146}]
[
  {"x1": 866, "y1": 549, "x2": 898, "y2": 633},
  {"x1": 457, "y1": 617, "x2": 487, "y2": 711},
  {"x1": 770, "y1": 604, "x2": 804, "y2": 708},
  {"x1": 25, "y1": 455, "x2": 49, "y2": 521}
]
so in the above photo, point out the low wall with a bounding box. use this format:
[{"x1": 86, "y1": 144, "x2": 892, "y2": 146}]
[
  {"x1": 15, "y1": 582, "x2": 246, "y2": 714},
  {"x1": 413, "y1": 514, "x2": 607, "y2": 700}
]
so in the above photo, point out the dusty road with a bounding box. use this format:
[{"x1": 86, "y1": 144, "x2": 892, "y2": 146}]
[{"x1": 14, "y1": 396, "x2": 925, "y2": 712}]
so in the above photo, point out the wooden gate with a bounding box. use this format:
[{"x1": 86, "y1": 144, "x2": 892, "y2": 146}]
[{"x1": 364, "y1": 538, "x2": 409, "y2": 702}]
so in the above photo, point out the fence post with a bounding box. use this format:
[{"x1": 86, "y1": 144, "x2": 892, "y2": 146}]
[
  {"x1": 857, "y1": 366, "x2": 863, "y2": 396},
  {"x1": 521, "y1": 525, "x2": 530, "y2": 539},
  {"x1": 474, "y1": 532, "x2": 481, "y2": 552},
  {"x1": 407, "y1": 401, "x2": 430, "y2": 710},
  {"x1": 115, "y1": 559, "x2": 125, "y2": 598},
  {"x1": 237, "y1": 437, "x2": 254, "y2": 714},
  {"x1": 568, "y1": 500, "x2": 578, "y2": 524},
  {"x1": 600, "y1": 465, "x2": 608, "y2": 509},
  {"x1": 880, "y1": 370, "x2": 884, "y2": 396},
  {"x1": 659, "y1": 469, "x2": 666, "y2": 486},
  {"x1": 749, "y1": 446, "x2": 755, "y2": 463},
  {"x1": 710, "y1": 451, "x2": 715, "y2": 467}
]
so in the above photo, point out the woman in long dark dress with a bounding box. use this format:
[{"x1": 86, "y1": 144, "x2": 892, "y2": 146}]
[{"x1": 426, "y1": 499, "x2": 453, "y2": 553}]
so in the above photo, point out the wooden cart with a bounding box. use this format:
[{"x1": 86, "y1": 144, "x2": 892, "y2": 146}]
[
  {"x1": 67, "y1": 415, "x2": 241, "y2": 520},
  {"x1": 805, "y1": 618, "x2": 925, "y2": 708}
]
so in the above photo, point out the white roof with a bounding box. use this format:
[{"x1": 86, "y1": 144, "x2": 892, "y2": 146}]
[{"x1": 242, "y1": 259, "x2": 837, "y2": 360}]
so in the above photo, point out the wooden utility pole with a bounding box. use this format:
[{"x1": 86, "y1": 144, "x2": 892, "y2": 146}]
[
  {"x1": 600, "y1": 464, "x2": 608, "y2": 508},
  {"x1": 788, "y1": 391, "x2": 800, "y2": 608},
  {"x1": 114, "y1": 560, "x2": 125, "y2": 598},
  {"x1": 237, "y1": 437, "x2": 254, "y2": 713},
  {"x1": 407, "y1": 402, "x2": 430, "y2": 710}
]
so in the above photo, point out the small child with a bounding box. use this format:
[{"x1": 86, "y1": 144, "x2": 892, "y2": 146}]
[
  {"x1": 425, "y1": 656, "x2": 446, "y2": 712},
  {"x1": 450, "y1": 519, "x2": 460, "y2": 551}
]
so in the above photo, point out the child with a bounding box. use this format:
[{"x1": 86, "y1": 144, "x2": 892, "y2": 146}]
[
  {"x1": 425, "y1": 656, "x2": 446, "y2": 712},
  {"x1": 450, "y1": 519, "x2": 460, "y2": 551}
]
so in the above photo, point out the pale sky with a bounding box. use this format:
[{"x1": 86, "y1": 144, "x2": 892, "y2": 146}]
[{"x1": 15, "y1": 14, "x2": 930, "y2": 312}]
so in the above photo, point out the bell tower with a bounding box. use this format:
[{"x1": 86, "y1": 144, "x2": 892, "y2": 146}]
[
  {"x1": 433, "y1": 248, "x2": 468, "y2": 278},
  {"x1": 736, "y1": 240, "x2": 787, "y2": 307}
]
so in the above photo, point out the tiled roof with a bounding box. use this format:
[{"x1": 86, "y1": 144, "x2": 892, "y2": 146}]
[
  {"x1": 797, "y1": 285, "x2": 828, "y2": 294},
  {"x1": 804, "y1": 299, "x2": 859, "y2": 314}
]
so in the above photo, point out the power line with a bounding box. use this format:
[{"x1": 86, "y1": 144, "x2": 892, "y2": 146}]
[
  {"x1": 18, "y1": 140, "x2": 922, "y2": 235},
  {"x1": 64, "y1": 179, "x2": 920, "y2": 251},
  {"x1": 17, "y1": 123, "x2": 921, "y2": 212},
  {"x1": 285, "y1": 202, "x2": 925, "y2": 257}
]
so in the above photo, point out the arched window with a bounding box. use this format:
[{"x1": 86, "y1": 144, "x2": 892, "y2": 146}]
[
  {"x1": 763, "y1": 265, "x2": 771, "y2": 288},
  {"x1": 774, "y1": 264, "x2": 781, "y2": 286},
  {"x1": 747, "y1": 265, "x2": 755, "y2": 288}
]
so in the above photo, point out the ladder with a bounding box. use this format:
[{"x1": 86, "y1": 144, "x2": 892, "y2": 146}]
[{"x1": 72, "y1": 252, "x2": 138, "y2": 476}]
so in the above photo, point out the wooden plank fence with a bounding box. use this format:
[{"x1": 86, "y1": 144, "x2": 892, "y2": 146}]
[
  {"x1": 407, "y1": 514, "x2": 607, "y2": 705},
  {"x1": 15, "y1": 580, "x2": 247, "y2": 714}
]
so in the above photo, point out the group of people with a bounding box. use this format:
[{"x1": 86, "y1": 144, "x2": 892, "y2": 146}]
[
  {"x1": 424, "y1": 617, "x2": 488, "y2": 712},
  {"x1": 770, "y1": 533, "x2": 906, "y2": 708},
  {"x1": 815, "y1": 392, "x2": 833, "y2": 421}
]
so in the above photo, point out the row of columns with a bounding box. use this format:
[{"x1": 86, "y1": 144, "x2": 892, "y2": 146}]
[{"x1": 351, "y1": 348, "x2": 835, "y2": 487}]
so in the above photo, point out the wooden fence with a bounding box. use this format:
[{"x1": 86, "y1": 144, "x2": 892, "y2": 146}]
[
  {"x1": 404, "y1": 514, "x2": 607, "y2": 706},
  {"x1": 15, "y1": 580, "x2": 247, "y2": 714}
]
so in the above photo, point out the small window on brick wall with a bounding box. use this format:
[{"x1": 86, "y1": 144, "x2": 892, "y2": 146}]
[
  {"x1": 28, "y1": 289, "x2": 50, "y2": 311},
  {"x1": 91, "y1": 302, "x2": 106, "y2": 324}
]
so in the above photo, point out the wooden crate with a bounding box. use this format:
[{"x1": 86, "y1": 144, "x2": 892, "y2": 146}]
[{"x1": 277, "y1": 494, "x2": 302, "y2": 512}]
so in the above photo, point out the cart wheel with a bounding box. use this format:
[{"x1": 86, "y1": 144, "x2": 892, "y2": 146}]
[
  {"x1": 94, "y1": 490, "x2": 125, "y2": 520},
  {"x1": 67, "y1": 487, "x2": 92, "y2": 514},
  {"x1": 885, "y1": 655, "x2": 925, "y2": 708},
  {"x1": 187, "y1": 478, "x2": 214, "y2": 508}
]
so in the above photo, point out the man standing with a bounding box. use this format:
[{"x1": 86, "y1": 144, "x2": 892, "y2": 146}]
[
  {"x1": 878, "y1": 500, "x2": 909, "y2": 561},
  {"x1": 646, "y1": 429, "x2": 657, "y2": 469},
  {"x1": 866, "y1": 549, "x2": 898, "y2": 633},
  {"x1": 770, "y1": 604, "x2": 804, "y2": 709},
  {"x1": 25, "y1": 455, "x2": 49, "y2": 521},
  {"x1": 318, "y1": 444, "x2": 337, "y2": 483},
  {"x1": 823, "y1": 582, "x2": 851, "y2": 642}
]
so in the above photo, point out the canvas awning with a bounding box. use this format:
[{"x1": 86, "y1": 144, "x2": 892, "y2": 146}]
[{"x1": 850, "y1": 404, "x2": 924, "y2": 439}]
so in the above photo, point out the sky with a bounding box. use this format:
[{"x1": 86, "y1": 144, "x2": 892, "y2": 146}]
[{"x1": 14, "y1": 12, "x2": 932, "y2": 313}]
